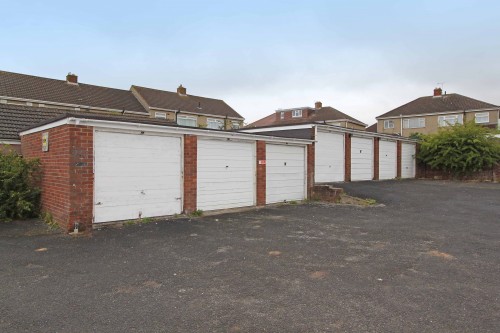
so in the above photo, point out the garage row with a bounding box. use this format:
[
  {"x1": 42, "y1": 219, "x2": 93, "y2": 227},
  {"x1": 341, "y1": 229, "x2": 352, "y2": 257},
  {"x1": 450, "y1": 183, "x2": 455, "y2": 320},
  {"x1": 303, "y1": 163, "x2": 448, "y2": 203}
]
[
  {"x1": 20, "y1": 116, "x2": 312, "y2": 230},
  {"x1": 243, "y1": 125, "x2": 418, "y2": 183}
]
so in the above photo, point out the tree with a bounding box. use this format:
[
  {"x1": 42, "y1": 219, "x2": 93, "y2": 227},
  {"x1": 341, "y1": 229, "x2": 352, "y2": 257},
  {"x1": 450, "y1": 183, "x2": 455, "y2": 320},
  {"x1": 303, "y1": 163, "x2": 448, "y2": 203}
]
[
  {"x1": 417, "y1": 122, "x2": 500, "y2": 176},
  {"x1": 0, "y1": 150, "x2": 41, "y2": 222}
]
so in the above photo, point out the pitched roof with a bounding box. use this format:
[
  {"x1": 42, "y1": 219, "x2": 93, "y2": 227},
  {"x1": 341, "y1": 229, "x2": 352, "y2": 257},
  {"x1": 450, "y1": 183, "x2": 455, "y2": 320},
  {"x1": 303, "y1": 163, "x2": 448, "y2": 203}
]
[
  {"x1": 0, "y1": 104, "x2": 170, "y2": 141},
  {"x1": 365, "y1": 123, "x2": 377, "y2": 133},
  {"x1": 132, "y1": 85, "x2": 243, "y2": 119},
  {"x1": 0, "y1": 70, "x2": 147, "y2": 113},
  {"x1": 246, "y1": 106, "x2": 366, "y2": 128},
  {"x1": 377, "y1": 93, "x2": 499, "y2": 119}
]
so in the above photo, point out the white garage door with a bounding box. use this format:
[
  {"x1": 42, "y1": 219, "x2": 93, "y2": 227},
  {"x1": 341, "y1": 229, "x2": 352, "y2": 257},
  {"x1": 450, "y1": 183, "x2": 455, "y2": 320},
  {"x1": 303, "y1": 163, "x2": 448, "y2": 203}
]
[
  {"x1": 401, "y1": 143, "x2": 416, "y2": 178},
  {"x1": 351, "y1": 137, "x2": 373, "y2": 181},
  {"x1": 379, "y1": 140, "x2": 397, "y2": 180},
  {"x1": 197, "y1": 138, "x2": 255, "y2": 211},
  {"x1": 315, "y1": 131, "x2": 344, "y2": 182},
  {"x1": 266, "y1": 144, "x2": 306, "y2": 204},
  {"x1": 94, "y1": 131, "x2": 182, "y2": 223}
]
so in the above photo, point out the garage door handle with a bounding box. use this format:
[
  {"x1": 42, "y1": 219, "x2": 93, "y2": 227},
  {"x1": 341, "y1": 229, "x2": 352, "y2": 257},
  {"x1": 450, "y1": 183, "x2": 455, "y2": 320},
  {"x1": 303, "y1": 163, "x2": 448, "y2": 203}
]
[
  {"x1": 284, "y1": 162, "x2": 287, "y2": 166},
  {"x1": 96, "y1": 202, "x2": 102, "y2": 205},
  {"x1": 141, "y1": 190, "x2": 146, "y2": 195},
  {"x1": 175, "y1": 197, "x2": 181, "y2": 200}
]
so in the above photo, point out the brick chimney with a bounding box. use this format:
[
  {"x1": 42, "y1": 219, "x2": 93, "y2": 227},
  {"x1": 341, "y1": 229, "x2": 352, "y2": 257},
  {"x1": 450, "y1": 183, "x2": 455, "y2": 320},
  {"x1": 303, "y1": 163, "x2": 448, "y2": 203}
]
[
  {"x1": 433, "y1": 87, "x2": 442, "y2": 97},
  {"x1": 66, "y1": 73, "x2": 78, "y2": 85},
  {"x1": 315, "y1": 101, "x2": 322, "y2": 109},
  {"x1": 177, "y1": 84, "x2": 186, "y2": 95}
]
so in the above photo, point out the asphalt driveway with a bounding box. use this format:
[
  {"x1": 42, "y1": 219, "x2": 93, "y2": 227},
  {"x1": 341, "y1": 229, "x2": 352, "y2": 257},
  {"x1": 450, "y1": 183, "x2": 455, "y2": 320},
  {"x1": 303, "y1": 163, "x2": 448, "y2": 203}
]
[{"x1": 1, "y1": 180, "x2": 499, "y2": 332}]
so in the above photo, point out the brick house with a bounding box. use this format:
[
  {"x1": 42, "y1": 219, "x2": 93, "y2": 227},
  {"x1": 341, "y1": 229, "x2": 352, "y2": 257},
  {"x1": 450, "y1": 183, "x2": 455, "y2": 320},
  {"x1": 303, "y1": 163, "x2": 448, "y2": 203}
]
[
  {"x1": 0, "y1": 70, "x2": 244, "y2": 151},
  {"x1": 246, "y1": 101, "x2": 367, "y2": 130},
  {"x1": 376, "y1": 88, "x2": 500, "y2": 137},
  {"x1": 131, "y1": 85, "x2": 244, "y2": 130}
]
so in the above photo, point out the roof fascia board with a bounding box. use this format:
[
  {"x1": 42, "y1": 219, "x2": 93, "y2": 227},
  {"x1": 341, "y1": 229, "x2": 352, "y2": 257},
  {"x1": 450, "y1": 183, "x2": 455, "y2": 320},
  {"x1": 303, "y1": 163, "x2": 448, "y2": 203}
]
[
  {"x1": 315, "y1": 124, "x2": 418, "y2": 142},
  {"x1": 0, "y1": 139, "x2": 21, "y2": 144},
  {"x1": 20, "y1": 117, "x2": 312, "y2": 145},
  {"x1": 0, "y1": 95, "x2": 147, "y2": 115},
  {"x1": 240, "y1": 124, "x2": 314, "y2": 133},
  {"x1": 149, "y1": 106, "x2": 244, "y2": 120}
]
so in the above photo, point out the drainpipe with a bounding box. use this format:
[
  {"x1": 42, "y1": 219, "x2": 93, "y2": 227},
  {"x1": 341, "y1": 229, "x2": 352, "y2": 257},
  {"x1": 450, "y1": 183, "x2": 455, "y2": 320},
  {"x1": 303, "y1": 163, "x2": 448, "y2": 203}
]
[
  {"x1": 400, "y1": 114, "x2": 403, "y2": 136},
  {"x1": 175, "y1": 109, "x2": 180, "y2": 124}
]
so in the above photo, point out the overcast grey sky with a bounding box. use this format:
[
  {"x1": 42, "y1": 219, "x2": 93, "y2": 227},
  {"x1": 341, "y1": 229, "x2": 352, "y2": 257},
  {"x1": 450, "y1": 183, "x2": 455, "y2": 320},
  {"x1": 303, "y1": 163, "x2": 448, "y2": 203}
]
[{"x1": 1, "y1": 0, "x2": 499, "y2": 125}]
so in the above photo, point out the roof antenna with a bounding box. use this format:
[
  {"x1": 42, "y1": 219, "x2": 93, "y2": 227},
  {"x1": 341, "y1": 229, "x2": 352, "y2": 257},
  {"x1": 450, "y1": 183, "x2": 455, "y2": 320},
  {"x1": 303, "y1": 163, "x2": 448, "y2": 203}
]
[{"x1": 437, "y1": 82, "x2": 445, "y2": 91}]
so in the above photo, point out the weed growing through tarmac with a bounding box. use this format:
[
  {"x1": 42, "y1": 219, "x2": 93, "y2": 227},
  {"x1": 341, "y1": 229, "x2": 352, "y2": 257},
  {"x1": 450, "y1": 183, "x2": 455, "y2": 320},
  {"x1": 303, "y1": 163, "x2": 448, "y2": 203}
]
[{"x1": 190, "y1": 210, "x2": 203, "y2": 217}]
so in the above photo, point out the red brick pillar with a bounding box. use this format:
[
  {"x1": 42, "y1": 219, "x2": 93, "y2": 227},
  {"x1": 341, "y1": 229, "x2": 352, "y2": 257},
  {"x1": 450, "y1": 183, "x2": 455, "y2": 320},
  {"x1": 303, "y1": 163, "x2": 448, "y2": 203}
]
[
  {"x1": 307, "y1": 143, "x2": 315, "y2": 198},
  {"x1": 397, "y1": 140, "x2": 402, "y2": 178},
  {"x1": 344, "y1": 133, "x2": 351, "y2": 182},
  {"x1": 373, "y1": 138, "x2": 380, "y2": 180},
  {"x1": 256, "y1": 141, "x2": 266, "y2": 206},
  {"x1": 69, "y1": 126, "x2": 94, "y2": 231},
  {"x1": 183, "y1": 135, "x2": 197, "y2": 213}
]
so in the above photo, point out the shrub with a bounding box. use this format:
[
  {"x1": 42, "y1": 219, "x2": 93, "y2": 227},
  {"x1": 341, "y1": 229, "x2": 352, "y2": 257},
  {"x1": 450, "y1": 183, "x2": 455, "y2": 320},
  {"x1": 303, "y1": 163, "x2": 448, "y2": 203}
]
[
  {"x1": 417, "y1": 122, "x2": 500, "y2": 176},
  {"x1": 0, "y1": 150, "x2": 41, "y2": 222}
]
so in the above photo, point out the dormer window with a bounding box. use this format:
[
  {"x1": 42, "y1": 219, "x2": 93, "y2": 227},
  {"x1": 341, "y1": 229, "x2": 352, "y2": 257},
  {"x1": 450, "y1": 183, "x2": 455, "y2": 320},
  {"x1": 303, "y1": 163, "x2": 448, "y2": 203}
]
[
  {"x1": 280, "y1": 112, "x2": 284, "y2": 120},
  {"x1": 292, "y1": 109, "x2": 302, "y2": 118}
]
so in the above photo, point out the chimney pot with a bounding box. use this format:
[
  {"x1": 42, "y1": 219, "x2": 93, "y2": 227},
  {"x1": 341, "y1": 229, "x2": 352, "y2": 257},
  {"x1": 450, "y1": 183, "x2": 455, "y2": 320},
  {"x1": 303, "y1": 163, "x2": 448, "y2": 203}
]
[
  {"x1": 177, "y1": 84, "x2": 186, "y2": 95},
  {"x1": 433, "y1": 87, "x2": 442, "y2": 97},
  {"x1": 66, "y1": 73, "x2": 78, "y2": 84},
  {"x1": 315, "y1": 101, "x2": 322, "y2": 109}
]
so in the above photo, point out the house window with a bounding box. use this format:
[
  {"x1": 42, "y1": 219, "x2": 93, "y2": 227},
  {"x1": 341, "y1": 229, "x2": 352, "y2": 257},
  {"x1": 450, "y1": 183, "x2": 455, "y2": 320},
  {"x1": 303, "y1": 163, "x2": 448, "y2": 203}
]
[
  {"x1": 292, "y1": 109, "x2": 302, "y2": 118},
  {"x1": 384, "y1": 120, "x2": 394, "y2": 129},
  {"x1": 231, "y1": 121, "x2": 240, "y2": 129},
  {"x1": 438, "y1": 114, "x2": 463, "y2": 127},
  {"x1": 475, "y1": 112, "x2": 489, "y2": 124},
  {"x1": 403, "y1": 117, "x2": 425, "y2": 129},
  {"x1": 280, "y1": 112, "x2": 284, "y2": 120},
  {"x1": 154, "y1": 112, "x2": 167, "y2": 119},
  {"x1": 207, "y1": 118, "x2": 224, "y2": 130},
  {"x1": 177, "y1": 115, "x2": 197, "y2": 127}
]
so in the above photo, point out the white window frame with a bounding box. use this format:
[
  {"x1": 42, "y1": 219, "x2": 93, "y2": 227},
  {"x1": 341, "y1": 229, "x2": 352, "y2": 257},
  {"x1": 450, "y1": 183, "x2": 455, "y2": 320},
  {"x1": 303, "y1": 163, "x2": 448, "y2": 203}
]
[
  {"x1": 177, "y1": 115, "x2": 197, "y2": 127},
  {"x1": 475, "y1": 112, "x2": 489, "y2": 124},
  {"x1": 403, "y1": 117, "x2": 425, "y2": 129},
  {"x1": 292, "y1": 109, "x2": 302, "y2": 118},
  {"x1": 207, "y1": 118, "x2": 224, "y2": 130},
  {"x1": 438, "y1": 114, "x2": 463, "y2": 127},
  {"x1": 154, "y1": 111, "x2": 167, "y2": 119},
  {"x1": 280, "y1": 112, "x2": 284, "y2": 120},
  {"x1": 384, "y1": 120, "x2": 394, "y2": 129},
  {"x1": 231, "y1": 121, "x2": 240, "y2": 129}
]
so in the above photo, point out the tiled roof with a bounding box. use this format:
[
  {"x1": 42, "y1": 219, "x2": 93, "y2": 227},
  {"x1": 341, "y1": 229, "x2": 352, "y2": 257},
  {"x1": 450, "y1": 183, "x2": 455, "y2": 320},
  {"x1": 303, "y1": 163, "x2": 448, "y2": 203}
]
[
  {"x1": 246, "y1": 106, "x2": 366, "y2": 128},
  {"x1": 377, "y1": 93, "x2": 498, "y2": 119},
  {"x1": 365, "y1": 123, "x2": 377, "y2": 132},
  {"x1": 0, "y1": 70, "x2": 147, "y2": 113},
  {"x1": 132, "y1": 85, "x2": 243, "y2": 119},
  {"x1": 0, "y1": 104, "x2": 166, "y2": 140}
]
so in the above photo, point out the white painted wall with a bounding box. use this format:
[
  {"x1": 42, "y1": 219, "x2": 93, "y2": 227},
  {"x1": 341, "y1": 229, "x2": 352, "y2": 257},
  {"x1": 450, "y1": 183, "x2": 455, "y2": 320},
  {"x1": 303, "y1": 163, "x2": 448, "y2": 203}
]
[
  {"x1": 197, "y1": 138, "x2": 255, "y2": 211},
  {"x1": 266, "y1": 143, "x2": 306, "y2": 203},
  {"x1": 379, "y1": 140, "x2": 397, "y2": 180},
  {"x1": 315, "y1": 131, "x2": 345, "y2": 182},
  {"x1": 94, "y1": 131, "x2": 182, "y2": 223},
  {"x1": 351, "y1": 137, "x2": 373, "y2": 181},
  {"x1": 401, "y1": 143, "x2": 416, "y2": 178}
]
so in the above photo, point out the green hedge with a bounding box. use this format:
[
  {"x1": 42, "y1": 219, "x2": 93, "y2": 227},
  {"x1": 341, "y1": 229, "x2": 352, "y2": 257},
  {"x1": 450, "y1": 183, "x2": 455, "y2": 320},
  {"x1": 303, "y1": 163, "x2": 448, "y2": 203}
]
[
  {"x1": 0, "y1": 150, "x2": 41, "y2": 222},
  {"x1": 417, "y1": 122, "x2": 500, "y2": 176}
]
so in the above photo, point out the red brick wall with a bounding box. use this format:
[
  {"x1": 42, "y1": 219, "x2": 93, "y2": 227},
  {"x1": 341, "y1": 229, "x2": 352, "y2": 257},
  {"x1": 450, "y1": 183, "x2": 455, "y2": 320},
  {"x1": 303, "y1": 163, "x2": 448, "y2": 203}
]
[
  {"x1": 344, "y1": 133, "x2": 351, "y2": 181},
  {"x1": 256, "y1": 141, "x2": 266, "y2": 205},
  {"x1": 307, "y1": 143, "x2": 315, "y2": 198},
  {"x1": 183, "y1": 135, "x2": 197, "y2": 213},
  {"x1": 373, "y1": 138, "x2": 380, "y2": 180},
  {"x1": 417, "y1": 163, "x2": 499, "y2": 182},
  {"x1": 1, "y1": 144, "x2": 21, "y2": 155},
  {"x1": 21, "y1": 125, "x2": 94, "y2": 231},
  {"x1": 396, "y1": 140, "x2": 402, "y2": 178}
]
